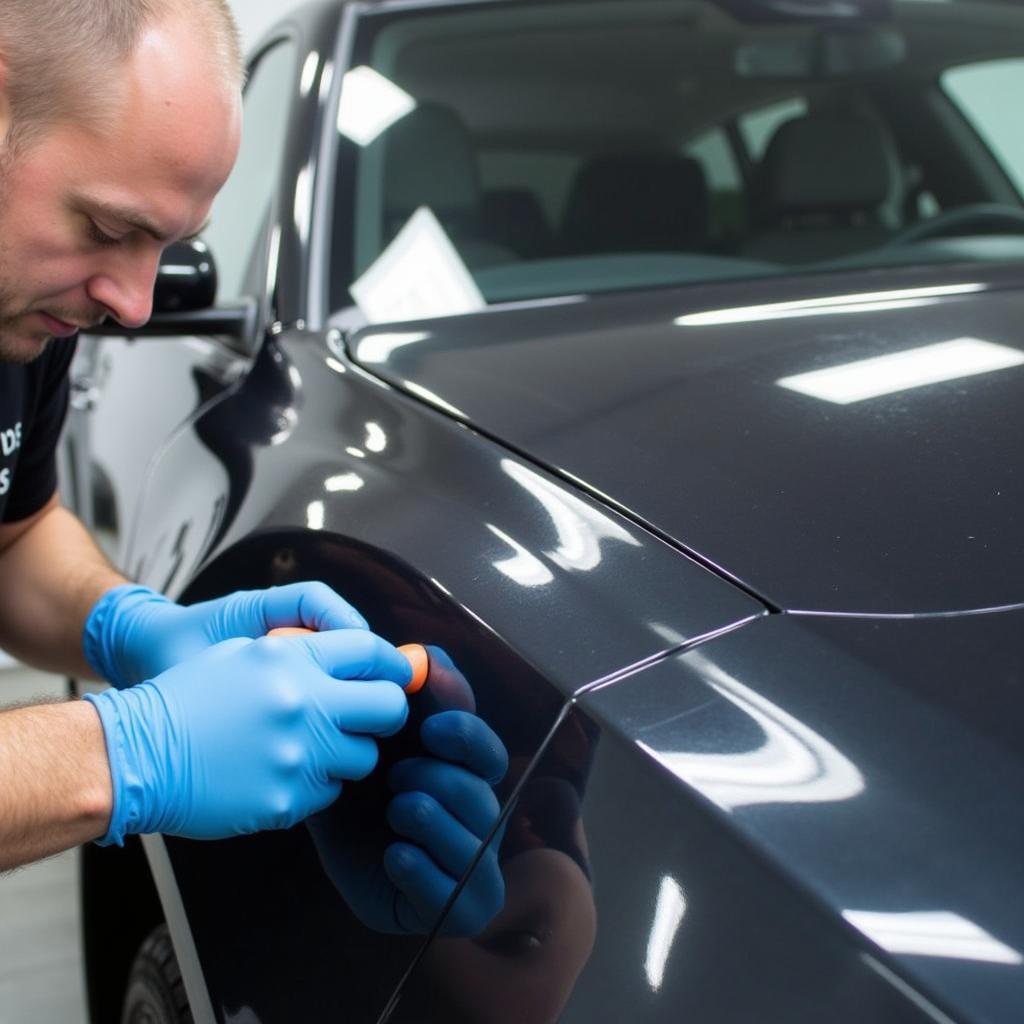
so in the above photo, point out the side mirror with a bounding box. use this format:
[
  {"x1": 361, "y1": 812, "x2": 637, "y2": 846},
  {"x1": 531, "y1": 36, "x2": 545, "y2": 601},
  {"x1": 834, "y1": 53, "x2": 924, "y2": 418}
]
[
  {"x1": 82, "y1": 238, "x2": 258, "y2": 346},
  {"x1": 153, "y1": 238, "x2": 217, "y2": 314}
]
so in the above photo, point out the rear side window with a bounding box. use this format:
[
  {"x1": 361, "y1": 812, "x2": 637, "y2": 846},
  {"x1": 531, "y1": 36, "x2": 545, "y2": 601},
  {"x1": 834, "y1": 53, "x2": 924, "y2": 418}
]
[{"x1": 943, "y1": 59, "x2": 1024, "y2": 198}]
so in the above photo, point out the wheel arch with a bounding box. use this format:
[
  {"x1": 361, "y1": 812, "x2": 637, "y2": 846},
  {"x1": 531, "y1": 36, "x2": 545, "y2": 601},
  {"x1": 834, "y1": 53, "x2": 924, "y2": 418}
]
[{"x1": 112, "y1": 526, "x2": 557, "y2": 1020}]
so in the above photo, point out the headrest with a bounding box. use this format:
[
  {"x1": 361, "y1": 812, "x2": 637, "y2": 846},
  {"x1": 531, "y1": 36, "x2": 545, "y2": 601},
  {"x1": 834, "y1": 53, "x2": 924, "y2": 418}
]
[
  {"x1": 482, "y1": 188, "x2": 553, "y2": 258},
  {"x1": 561, "y1": 155, "x2": 709, "y2": 254},
  {"x1": 381, "y1": 104, "x2": 481, "y2": 235},
  {"x1": 758, "y1": 113, "x2": 901, "y2": 216}
]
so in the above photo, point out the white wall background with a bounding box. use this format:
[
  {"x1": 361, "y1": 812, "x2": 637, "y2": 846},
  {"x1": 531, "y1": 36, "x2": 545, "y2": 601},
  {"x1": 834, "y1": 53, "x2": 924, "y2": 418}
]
[{"x1": 228, "y1": 0, "x2": 302, "y2": 54}]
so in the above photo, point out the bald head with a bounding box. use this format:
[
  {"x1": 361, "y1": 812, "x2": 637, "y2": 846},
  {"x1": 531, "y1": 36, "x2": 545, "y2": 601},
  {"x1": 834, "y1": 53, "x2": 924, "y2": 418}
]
[{"x1": 0, "y1": 0, "x2": 243, "y2": 153}]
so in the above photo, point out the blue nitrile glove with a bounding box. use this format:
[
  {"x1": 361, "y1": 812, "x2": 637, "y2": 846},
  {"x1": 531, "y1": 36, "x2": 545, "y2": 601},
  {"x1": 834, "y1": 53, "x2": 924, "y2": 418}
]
[
  {"x1": 307, "y1": 709, "x2": 509, "y2": 936},
  {"x1": 84, "y1": 629, "x2": 411, "y2": 845},
  {"x1": 83, "y1": 581, "x2": 369, "y2": 690}
]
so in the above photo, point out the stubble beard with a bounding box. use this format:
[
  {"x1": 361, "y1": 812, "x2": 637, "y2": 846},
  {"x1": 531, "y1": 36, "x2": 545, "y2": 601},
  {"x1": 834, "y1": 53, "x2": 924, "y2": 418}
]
[
  {"x1": 0, "y1": 158, "x2": 41, "y2": 363},
  {"x1": 0, "y1": 269, "x2": 51, "y2": 365},
  {"x1": 0, "y1": 265, "x2": 50, "y2": 364}
]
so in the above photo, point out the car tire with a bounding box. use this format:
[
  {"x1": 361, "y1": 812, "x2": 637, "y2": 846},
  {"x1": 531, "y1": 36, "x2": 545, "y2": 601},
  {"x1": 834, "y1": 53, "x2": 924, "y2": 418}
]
[{"x1": 120, "y1": 924, "x2": 193, "y2": 1024}]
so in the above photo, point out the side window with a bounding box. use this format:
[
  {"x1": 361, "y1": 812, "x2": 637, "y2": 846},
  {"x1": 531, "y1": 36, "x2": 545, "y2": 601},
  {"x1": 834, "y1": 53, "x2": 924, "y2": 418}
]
[
  {"x1": 738, "y1": 96, "x2": 808, "y2": 161},
  {"x1": 942, "y1": 59, "x2": 1024, "y2": 198},
  {"x1": 204, "y1": 39, "x2": 299, "y2": 302}
]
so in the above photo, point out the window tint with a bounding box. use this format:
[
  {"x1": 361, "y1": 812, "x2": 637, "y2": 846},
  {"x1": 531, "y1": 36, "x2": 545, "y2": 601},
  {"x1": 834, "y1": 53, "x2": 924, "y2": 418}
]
[
  {"x1": 205, "y1": 40, "x2": 298, "y2": 302},
  {"x1": 943, "y1": 59, "x2": 1024, "y2": 198}
]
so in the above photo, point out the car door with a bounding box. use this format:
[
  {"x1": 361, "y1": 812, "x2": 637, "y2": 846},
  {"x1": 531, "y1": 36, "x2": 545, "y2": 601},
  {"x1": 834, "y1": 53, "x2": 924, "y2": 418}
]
[{"x1": 393, "y1": 622, "x2": 989, "y2": 1024}]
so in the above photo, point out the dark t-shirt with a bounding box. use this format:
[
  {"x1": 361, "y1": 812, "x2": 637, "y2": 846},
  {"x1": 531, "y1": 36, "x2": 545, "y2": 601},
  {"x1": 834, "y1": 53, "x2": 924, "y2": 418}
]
[{"x1": 0, "y1": 338, "x2": 77, "y2": 523}]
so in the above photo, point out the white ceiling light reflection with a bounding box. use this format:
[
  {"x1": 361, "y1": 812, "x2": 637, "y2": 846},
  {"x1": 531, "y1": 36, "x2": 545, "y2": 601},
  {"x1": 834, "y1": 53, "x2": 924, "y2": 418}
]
[
  {"x1": 319, "y1": 59, "x2": 334, "y2": 103},
  {"x1": 345, "y1": 447, "x2": 366, "y2": 459},
  {"x1": 675, "y1": 283, "x2": 983, "y2": 327},
  {"x1": 404, "y1": 381, "x2": 466, "y2": 418},
  {"x1": 355, "y1": 330, "x2": 431, "y2": 364},
  {"x1": 639, "y1": 650, "x2": 863, "y2": 810},
  {"x1": 501, "y1": 459, "x2": 640, "y2": 572},
  {"x1": 299, "y1": 52, "x2": 319, "y2": 97},
  {"x1": 487, "y1": 524, "x2": 555, "y2": 587},
  {"x1": 845, "y1": 910, "x2": 1023, "y2": 965},
  {"x1": 269, "y1": 407, "x2": 297, "y2": 446},
  {"x1": 306, "y1": 500, "x2": 325, "y2": 530},
  {"x1": 645, "y1": 876, "x2": 687, "y2": 992},
  {"x1": 160, "y1": 263, "x2": 208, "y2": 277},
  {"x1": 336, "y1": 66, "x2": 416, "y2": 146},
  {"x1": 778, "y1": 337, "x2": 1024, "y2": 405},
  {"x1": 364, "y1": 422, "x2": 388, "y2": 453},
  {"x1": 293, "y1": 163, "x2": 313, "y2": 244},
  {"x1": 265, "y1": 223, "x2": 282, "y2": 304},
  {"x1": 324, "y1": 473, "x2": 364, "y2": 493}
]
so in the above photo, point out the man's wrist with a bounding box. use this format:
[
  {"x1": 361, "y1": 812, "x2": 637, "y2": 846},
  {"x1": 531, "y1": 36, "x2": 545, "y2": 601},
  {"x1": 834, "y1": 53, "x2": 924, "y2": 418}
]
[
  {"x1": 71, "y1": 699, "x2": 115, "y2": 839},
  {"x1": 84, "y1": 687, "x2": 152, "y2": 846},
  {"x1": 82, "y1": 583, "x2": 171, "y2": 688}
]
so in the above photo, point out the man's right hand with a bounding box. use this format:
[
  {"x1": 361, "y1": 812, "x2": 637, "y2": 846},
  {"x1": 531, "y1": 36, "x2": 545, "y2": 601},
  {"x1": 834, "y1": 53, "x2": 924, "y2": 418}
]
[{"x1": 84, "y1": 629, "x2": 412, "y2": 845}]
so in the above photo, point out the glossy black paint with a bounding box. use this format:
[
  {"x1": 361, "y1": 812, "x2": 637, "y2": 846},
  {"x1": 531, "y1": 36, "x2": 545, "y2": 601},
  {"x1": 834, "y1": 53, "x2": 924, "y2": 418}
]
[
  {"x1": 579, "y1": 611, "x2": 1024, "y2": 1022},
  {"x1": 394, "y1": 704, "x2": 948, "y2": 1024},
  {"x1": 351, "y1": 260, "x2": 1024, "y2": 616}
]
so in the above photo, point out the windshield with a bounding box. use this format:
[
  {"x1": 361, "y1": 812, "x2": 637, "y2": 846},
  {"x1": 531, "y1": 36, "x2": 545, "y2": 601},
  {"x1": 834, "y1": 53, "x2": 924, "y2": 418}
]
[{"x1": 330, "y1": 0, "x2": 1024, "y2": 324}]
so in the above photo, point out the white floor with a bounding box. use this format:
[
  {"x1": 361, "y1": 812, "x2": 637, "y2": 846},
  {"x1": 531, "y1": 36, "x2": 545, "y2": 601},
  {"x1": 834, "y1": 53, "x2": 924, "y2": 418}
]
[{"x1": 0, "y1": 667, "x2": 89, "y2": 1024}]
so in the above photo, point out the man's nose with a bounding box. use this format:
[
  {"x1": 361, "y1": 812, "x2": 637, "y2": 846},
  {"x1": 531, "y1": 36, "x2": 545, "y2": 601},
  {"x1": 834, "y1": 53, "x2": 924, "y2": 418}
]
[{"x1": 86, "y1": 252, "x2": 161, "y2": 329}]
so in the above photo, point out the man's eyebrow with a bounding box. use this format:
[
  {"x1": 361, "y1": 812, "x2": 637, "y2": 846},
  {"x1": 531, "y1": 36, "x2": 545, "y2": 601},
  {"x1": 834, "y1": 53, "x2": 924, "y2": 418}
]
[{"x1": 84, "y1": 198, "x2": 210, "y2": 244}]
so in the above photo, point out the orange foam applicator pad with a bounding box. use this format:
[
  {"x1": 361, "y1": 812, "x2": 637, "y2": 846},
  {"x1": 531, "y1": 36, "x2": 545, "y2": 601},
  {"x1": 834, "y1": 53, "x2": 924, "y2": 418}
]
[{"x1": 396, "y1": 643, "x2": 429, "y2": 694}]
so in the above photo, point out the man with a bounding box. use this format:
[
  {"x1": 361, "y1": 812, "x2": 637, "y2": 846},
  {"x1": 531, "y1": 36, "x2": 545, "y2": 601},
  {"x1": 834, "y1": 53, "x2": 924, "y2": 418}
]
[{"x1": 0, "y1": 0, "x2": 505, "y2": 936}]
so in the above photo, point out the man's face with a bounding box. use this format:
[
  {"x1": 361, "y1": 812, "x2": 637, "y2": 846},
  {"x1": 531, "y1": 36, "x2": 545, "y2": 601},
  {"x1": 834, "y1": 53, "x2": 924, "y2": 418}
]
[{"x1": 0, "y1": 16, "x2": 241, "y2": 363}]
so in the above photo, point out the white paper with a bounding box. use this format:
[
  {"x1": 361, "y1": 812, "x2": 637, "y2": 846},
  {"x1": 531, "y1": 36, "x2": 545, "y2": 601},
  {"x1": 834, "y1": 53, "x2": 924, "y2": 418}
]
[{"x1": 350, "y1": 206, "x2": 486, "y2": 325}]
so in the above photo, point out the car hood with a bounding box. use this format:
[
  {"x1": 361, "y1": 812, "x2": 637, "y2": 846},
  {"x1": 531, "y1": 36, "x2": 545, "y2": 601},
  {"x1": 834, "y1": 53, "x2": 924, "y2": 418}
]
[{"x1": 348, "y1": 263, "x2": 1024, "y2": 614}]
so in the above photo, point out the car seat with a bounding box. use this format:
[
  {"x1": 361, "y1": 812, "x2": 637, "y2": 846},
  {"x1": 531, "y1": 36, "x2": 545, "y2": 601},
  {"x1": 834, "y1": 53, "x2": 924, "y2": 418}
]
[
  {"x1": 481, "y1": 188, "x2": 554, "y2": 259},
  {"x1": 559, "y1": 154, "x2": 710, "y2": 255},
  {"x1": 742, "y1": 111, "x2": 904, "y2": 264},
  {"x1": 380, "y1": 103, "x2": 513, "y2": 268}
]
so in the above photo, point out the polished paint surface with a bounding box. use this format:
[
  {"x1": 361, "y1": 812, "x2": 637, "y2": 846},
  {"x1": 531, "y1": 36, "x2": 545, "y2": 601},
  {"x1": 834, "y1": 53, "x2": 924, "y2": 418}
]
[
  {"x1": 580, "y1": 611, "x2": 1024, "y2": 1023},
  {"x1": 350, "y1": 261, "x2": 1024, "y2": 615},
  {"x1": 391, "y1": 702, "x2": 949, "y2": 1024},
  {"x1": 169, "y1": 330, "x2": 766, "y2": 696}
]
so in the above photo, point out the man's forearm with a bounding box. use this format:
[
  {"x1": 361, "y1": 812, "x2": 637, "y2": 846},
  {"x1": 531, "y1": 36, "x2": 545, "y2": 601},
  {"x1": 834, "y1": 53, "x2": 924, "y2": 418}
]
[
  {"x1": 0, "y1": 498, "x2": 126, "y2": 677},
  {"x1": 0, "y1": 699, "x2": 112, "y2": 870}
]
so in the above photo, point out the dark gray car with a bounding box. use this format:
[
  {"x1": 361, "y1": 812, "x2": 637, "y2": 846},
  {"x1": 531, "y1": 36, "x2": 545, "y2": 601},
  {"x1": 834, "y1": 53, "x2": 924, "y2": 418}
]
[{"x1": 65, "y1": 0, "x2": 1024, "y2": 1020}]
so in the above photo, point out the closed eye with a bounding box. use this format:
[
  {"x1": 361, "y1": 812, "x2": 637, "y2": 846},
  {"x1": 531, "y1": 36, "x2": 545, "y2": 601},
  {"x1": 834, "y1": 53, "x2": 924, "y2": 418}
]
[{"x1": 86, "y1": 220, "x2": 120, "y2": 248}]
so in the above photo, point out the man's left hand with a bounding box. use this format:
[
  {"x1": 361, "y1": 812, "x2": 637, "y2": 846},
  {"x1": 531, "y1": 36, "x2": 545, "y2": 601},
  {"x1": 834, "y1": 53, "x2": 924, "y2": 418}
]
[{"x1": 83, "y1": 581, "x2": 369, "y2": 689}]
